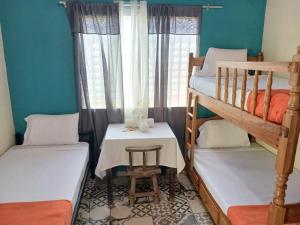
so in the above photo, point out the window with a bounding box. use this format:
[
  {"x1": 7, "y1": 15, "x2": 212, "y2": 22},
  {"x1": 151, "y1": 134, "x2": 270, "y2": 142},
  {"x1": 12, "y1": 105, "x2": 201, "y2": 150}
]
[
  {"x1": 149, "y1": 34, "x2": 198, "y2": 107},
  {"x1": 82, "y1": 34, "x2": 107, "y2": 109},
  {"x1": 82, "y1": 33, "x2": 122, "y2": 109},
  {"x1": 82, "y1": 11, "x2": 199, "y2": 109}
]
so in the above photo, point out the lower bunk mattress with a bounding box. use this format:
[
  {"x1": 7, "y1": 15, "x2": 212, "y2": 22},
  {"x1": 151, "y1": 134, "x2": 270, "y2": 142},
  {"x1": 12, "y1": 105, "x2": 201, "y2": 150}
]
[
  {"x1": 0, "y1": 143, "x2": 89, "y2": 225},
  {"x1": 193, "y1": 144, "x2": 300, "y2": 214}
]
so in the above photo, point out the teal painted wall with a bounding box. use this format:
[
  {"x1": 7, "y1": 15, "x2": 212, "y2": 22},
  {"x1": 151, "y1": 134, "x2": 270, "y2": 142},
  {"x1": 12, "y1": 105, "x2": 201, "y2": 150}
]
[{"x1": 0, "y1": 0, "x2": 266, "y2": 132}]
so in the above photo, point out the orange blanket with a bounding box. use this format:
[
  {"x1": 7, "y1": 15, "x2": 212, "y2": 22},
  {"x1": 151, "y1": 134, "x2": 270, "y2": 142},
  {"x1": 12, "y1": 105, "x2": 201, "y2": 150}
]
[
  {"x1": 228, "y1": 205, "x2": 300, "y2": 225},
  {"x1": 247, "y1": 89, "x2": 289, "y2": 124},
  {"x1": 0, "y1": 200, "x2": 72, "y2": 225}
]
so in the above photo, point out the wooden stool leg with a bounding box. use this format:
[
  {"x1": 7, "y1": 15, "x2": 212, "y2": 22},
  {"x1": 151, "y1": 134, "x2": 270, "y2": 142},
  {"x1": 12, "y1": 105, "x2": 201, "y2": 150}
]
[
  {"x1": 151, "y1": 175, "x2": 160, "y2": 204},
  {"x1": 129, "y1": 176, "x2": 136, "y2": 207}
]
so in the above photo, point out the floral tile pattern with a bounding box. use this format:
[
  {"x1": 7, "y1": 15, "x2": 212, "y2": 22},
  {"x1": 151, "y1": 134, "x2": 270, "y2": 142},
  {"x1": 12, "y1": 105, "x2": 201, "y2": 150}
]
[
  {"x1": 75, "y1": 172, "x2": 214, "y2": 225},
  {"x1": 194, "y1": 212, "x2": 215, "y2": 225}
]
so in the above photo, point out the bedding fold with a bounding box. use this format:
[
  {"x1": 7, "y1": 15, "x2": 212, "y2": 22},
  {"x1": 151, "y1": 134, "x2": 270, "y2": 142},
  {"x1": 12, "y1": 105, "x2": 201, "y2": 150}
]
[{"x1": 0, "y1": 200, "x2": 72, "y2": 225}]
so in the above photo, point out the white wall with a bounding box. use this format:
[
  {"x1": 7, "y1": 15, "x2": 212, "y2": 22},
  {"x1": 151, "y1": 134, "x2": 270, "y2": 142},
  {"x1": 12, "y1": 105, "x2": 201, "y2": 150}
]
[
  {"x1": 261, "y1": 0, "x2": 300, "y2": 169},
  {"x1": 262, "y1": 0, "x2": 300, "y2": 62},
  {"x1": 0, "y1": 25, "x2": 15, "y2": 155}
]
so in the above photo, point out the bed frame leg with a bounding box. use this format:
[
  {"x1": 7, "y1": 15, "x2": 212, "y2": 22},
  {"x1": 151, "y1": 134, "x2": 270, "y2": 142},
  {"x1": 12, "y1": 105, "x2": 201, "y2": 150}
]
[
  {"x1": 269, "y1": 203, "x2": 286, "y2": 225},
  {"x1": 269, "y1": 46, "x2": 300, "y2": 225},
  {"x1": 269, "y1": 172, "x2": 288, "y2": 225}
]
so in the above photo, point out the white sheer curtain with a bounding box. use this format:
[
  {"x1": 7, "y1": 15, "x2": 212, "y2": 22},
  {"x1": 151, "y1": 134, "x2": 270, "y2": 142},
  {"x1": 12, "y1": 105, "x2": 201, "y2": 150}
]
[{"x1": 119, "y1": 1, "x2": 149, "y2": 121}]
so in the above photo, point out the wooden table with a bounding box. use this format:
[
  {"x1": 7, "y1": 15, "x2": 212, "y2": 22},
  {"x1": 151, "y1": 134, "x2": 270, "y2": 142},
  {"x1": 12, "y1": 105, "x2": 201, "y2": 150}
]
[{"x1": 95, "y1": 123, "x2": 185, "y2": 206}]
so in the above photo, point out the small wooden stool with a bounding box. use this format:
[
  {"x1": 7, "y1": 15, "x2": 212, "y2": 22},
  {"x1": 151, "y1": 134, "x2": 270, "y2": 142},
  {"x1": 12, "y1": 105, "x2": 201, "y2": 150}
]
[{"x1": 125, "y1": 145, "x2": 162, "y2": 207}]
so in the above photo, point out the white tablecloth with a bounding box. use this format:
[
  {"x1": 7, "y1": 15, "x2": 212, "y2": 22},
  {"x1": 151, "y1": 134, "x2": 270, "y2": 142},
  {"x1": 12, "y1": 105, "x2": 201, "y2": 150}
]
[{"x1": 95, "y1": 123, "x2": 185, "y2": 178}]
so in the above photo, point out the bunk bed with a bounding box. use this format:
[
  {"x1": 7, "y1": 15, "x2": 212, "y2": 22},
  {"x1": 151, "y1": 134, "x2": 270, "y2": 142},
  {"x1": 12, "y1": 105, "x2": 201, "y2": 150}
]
[{"x1": 185, "y1": 47, "x2": 300, "y2": 225}]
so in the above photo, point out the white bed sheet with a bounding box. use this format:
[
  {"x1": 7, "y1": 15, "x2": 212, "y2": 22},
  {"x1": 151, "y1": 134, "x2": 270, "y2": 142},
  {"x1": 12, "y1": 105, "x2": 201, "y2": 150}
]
[
  {"x1": 189, "y1": 75, "x2": 288, "y2": 108},
  {"x1": 0, "y1": 143, "x2": 89, "y2": 208},
  {"x1": 193, "y1": 144, "x2": 300, "y2": 214}
]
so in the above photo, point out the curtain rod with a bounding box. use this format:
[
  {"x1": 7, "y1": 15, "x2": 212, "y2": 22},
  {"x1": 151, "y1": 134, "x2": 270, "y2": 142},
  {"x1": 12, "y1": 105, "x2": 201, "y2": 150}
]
[
  {"x1": 58, "y1": 0, "x2": 223, "y2": 9},
  {"x1": 202, "y1": 4, "x2": 223, "y2": 9}
]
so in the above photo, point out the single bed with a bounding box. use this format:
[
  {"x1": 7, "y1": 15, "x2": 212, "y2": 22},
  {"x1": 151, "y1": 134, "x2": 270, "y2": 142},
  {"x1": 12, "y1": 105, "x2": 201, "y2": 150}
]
[
  {"x1": 192, "y1": 144, "x2": 300, "y2": 214},
  {"x1": 0, "y1": 132, "x2": 94, "y2": 225},
  {"x1": 0, "y1": 143, "x2": 89, "y2": 207}
]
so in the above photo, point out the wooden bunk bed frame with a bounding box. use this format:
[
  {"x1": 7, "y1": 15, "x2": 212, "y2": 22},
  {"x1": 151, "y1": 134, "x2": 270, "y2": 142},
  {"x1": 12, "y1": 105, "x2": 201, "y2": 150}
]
[{"x1": 185, "y1": 47, "x2": 300, "y2": 225}]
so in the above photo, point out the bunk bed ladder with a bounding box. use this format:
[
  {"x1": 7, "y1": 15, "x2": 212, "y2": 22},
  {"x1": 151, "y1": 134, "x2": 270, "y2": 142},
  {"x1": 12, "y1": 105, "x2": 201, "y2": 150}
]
[{"x1": 185, "y1": 91, "x2": 198, "y2": 171}]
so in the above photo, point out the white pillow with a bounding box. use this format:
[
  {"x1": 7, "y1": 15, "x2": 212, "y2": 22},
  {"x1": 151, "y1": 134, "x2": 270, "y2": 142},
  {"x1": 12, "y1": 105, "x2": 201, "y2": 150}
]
[
  {"x1": 23, "y1": 113, "x2": 79, "y2": 145},
  {"x1": 197, "y1": 120, "x2": 250, "y2": 148},
  {"x1": 194, "y1": 47, "x2": 247, "y2": 76}
]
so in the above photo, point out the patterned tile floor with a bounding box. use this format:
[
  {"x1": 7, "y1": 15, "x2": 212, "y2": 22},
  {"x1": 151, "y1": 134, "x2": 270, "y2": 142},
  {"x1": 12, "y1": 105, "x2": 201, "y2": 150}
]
[{"x1": 75, "y1": 172, "x2": 214, "y2": 225}]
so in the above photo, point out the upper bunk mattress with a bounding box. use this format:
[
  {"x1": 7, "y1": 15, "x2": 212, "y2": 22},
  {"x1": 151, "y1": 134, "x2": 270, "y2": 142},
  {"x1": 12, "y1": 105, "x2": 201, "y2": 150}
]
[
  {"x1": 0, "y1": 143, "x2": 89, "y2": 208},
  {"x1": 189, "y1": 75, "x2": 288, "y2": 107},
  {"x1": 193, "y1": 144, "x2": 300, "y2": 214}
]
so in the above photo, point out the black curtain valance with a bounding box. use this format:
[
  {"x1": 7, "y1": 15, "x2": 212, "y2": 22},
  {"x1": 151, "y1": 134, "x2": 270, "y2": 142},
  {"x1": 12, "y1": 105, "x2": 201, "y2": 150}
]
[
  {"x1": 66, "y1": 1, "x2": 120, "y2": 34},
  {"x1": 148, "y1": 4, "x2": 202, "y2": 35}
]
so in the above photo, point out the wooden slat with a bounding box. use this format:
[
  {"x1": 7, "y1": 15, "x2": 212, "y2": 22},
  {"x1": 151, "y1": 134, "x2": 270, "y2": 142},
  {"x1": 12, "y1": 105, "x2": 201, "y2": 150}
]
[
  {"x1": 189, "y1": 95, "x2": 198, "y2": 171},
  {"x1": 191, "y1": 95, "x2": 198, "y2": 146},
  {"x1": 224, "y1": 68, "x2": 229, "y2": 103},
  {"x1": 143, "y1": 152, "x2": 146, "y2": 169},
  {"x1": 192, "y1": 56, "x2": 205, "y2": 66},
  {"x1": 188, "y1": 54, "x2": 205, "y2": 86},
  {"x1": 251, "y1": 71, "x2": 259, "y2": 115},
  {"x1": 186, "y1": 142, "x2": 192, "y2": 150},
  {"x1": 129, "y1": 152, "x2": 133, "y2": 170},
  {"x1": 187, "y1": 92, "x2": 192, "y2": 112},
  {"x1": 156, "y1": 149, "x2": 159, "y2": 167},
  {"x1": 263, "y1": 71, "x2": 273, "y2": 120},
  {"x1": 189, "y1": 88, "x2": 281, "y2": 148},
  {"x1": 199, "y1": 183, "x2": 220, "y2": 223},
  {"x1": 187, "y1": 127, "x2": 192, "y2": 133},
  {"x1": 185, "y1": 91, "x2": 193, "y2": 157},
  {"x1": 232, "y1": 68, "x2": 238, "y2": 106},
  {"x1": 188, "y1": 53, "x2": 194, "y2": 82},
  {"x1": 241, "y1": 69, "x2": 248, "y2": 110},
  {"x1": 216, "y1": 67, "x2": 222, "y2": 100},
  {"x1": 247, "y1": 52, "x2": 264, "y2": 62},
  {"x1": 187, "y1": 112, "x2": 193, "y2": 118},
  {"x1": 216, "y1": 61, "x2": 292, "y2": 73}
]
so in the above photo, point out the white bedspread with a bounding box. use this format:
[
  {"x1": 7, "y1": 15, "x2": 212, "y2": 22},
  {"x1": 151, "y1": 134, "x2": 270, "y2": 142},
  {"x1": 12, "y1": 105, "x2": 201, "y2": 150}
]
[
  {"x1": 189, "y1": 75, "x2": 288, "y2": 108},
  {"x1": 193, "y1": 144, "x2": 300, "y2": 214},
  {"x1": 95, "y1": 123, "x2": 185, "y2": 178},
  {"x1": 0, "y1": 143, "x2": 89, "y2": 208}
]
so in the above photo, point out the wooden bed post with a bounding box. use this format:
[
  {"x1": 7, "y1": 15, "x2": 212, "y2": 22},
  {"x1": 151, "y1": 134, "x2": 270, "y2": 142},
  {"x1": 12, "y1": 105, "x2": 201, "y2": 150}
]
[
  {"x1": 258, "y1": 52, "x2": 264, "y2": 62},
  {"x1": 186, "y1": 53, "x2": 195, "y2": 170},
  {"x1": 185, "y1": 52, "x2": 205, "y2": 171},
  {"x1": 188, "y1": 53, "x2": 194, "y2": 86},
  {"x1": 257, "y1": 52, "x2": 264, "y2": 75},
  {"x1": 269, "y1": 46, "x2": 300, "y2": 225}
]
